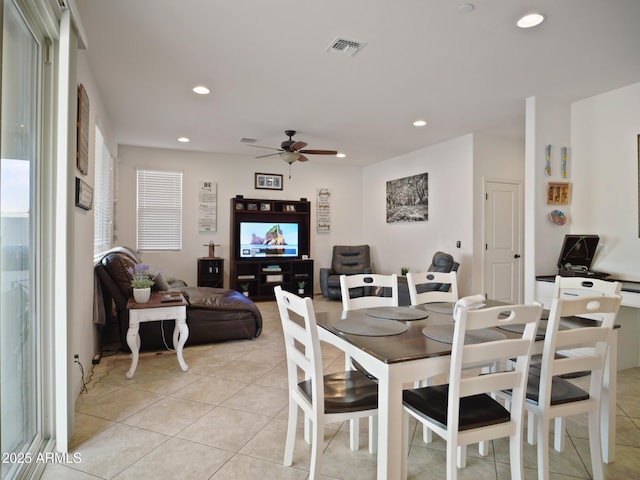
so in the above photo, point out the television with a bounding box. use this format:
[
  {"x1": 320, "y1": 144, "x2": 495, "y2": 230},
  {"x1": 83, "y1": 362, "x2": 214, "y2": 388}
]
[{"x1": 239, "y1": 221, "x2": 299, "y2": 258}]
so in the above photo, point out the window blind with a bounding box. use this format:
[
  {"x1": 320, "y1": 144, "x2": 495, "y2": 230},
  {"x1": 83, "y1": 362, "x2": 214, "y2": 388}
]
[
  {"x1": 93, "y1": 127, "x2": 113, "y2": 256},
  {"x1": 137, "y1": 169, "x2": 182, "y2": 250}
]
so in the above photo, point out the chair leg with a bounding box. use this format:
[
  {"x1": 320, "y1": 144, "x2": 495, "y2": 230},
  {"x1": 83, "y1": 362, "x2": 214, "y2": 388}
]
[
  {"x1": 447, "y1": 439, "x2": 459, "y2": 480},
  {"x1": 284, "y1": 401, "x2": 298, "y2": 466},
  {"x1": 588, "y1": 410, "x2": 604, "y2": 480},
  {"x1": 478, "y1": 441, "x2": 489, "y2": 457},
  {"x1": 554, "y1": 417, "x2": 566, "y2": 451},
  {"x1": 401, "y1": 411, "x2": 409, "y2": 480},
  {"x1": 457, "y1": 445, "x2": 467, "y2": 469},
  {"x1": 368, "y1": 415, "x2": 378, "y2": 454},
  {"x1": 527, "y1": 411, "x2": 537, "y2": 445},
  {"x1": 349, "y1": 418, "x2": 360, "y2": 451},
  {"x1": 509, "y1": 429, "x2": 525, "y2": 480},
  {"x1": 536, "y1": 415, "x2": 551, "y2": 480},
  {"x1": 309, "y1": 421, "x2": 324, "y2": 480}
]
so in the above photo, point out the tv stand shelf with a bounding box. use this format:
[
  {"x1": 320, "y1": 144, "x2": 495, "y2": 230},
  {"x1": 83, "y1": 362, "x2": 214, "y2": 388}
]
[
  {"x1": 233, "y1": 258, "x2": 314, "y2": 300},
  {"x1": 230, "y1": 197, "x2": 312, "y2": 301}
]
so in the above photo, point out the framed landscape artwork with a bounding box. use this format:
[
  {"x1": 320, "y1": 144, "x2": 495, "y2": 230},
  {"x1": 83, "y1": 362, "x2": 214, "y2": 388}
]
[{"x1": 386, "y1": 172, "x2": 428, "y2": 223}]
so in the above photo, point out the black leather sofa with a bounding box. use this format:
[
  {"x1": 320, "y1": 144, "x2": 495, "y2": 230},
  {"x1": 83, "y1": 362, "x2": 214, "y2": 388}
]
[{"x1": 95, "y1": 247, "x2": 262, "y2": 351}]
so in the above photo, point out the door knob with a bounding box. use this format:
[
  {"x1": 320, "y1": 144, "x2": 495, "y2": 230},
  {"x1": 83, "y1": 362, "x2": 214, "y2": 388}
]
[{"x1": 514, "y1": 254, "x2": 521, "y2": 259}]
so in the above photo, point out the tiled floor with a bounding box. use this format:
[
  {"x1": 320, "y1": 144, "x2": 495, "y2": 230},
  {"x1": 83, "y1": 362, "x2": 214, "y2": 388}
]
[{"x1": 42, "y1": 298, "x2": 640, "y2": 479}]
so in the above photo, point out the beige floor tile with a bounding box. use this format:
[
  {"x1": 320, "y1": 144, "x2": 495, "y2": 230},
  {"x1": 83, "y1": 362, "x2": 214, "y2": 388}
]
[
  {"x1": 209, "y1": 453, "x2": 308, "y2": 480},
  {"x1": 39, "y1": 463, "x2": 100, "y2": 480},
  {"x1": 74, "y1": 386, "x2": 164, "y2": 422},
  {"x1": 69, "y1": 412, "x2": 115, "y2": 451},
  {"x1": 122, "y1": 395, "x2": 214, "y2": 435},
  {"x1": 177, "y1": 406, "x2": 271, "y2": 451},
  {"x1": 69, "y1": 423, "x2": 168, "y2": 479},
  {"x1": 112, "y1": 437, "x2": 233, "y2": 480},
  {"x1": 220, "y1": 382, "x2": 289, "y2": 417},
  {"x1": 172, "y1": 374, "x2": 247, "y2": 405}
]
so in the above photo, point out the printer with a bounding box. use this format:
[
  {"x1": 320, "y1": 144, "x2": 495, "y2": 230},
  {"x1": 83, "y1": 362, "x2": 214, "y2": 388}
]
[{"x1": 557, "y1": 234, "x2": 610, "y2": 279}]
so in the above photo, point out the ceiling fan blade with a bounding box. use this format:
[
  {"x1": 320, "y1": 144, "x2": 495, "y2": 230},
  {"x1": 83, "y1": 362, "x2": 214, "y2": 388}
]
[
  {"x1": 247, "y1": 144, "x2": 283, "y2": 151},
  {"x1": 298, "y1": 154, "x2": 309, "y2": 162},
  {"x1": 290, "y1": 141, "x2": 308, "y2": 151},
  {"x1": 255, "y1": 152, "x2": 280, "y2": 159},
  {"x1": 298, "y1": 149, "x2": 338, "y2": 155}
]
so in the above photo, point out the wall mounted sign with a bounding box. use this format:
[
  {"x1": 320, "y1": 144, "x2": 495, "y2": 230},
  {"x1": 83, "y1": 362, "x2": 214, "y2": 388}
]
[
  {"x1": 317, "y1": 188, "x2": 331, "y2": 233},
  {"x1": 198, "y1": 181, "x2": 217, "y2": 232},
  {"x1": 76, "y1": 84, "x2": 90, "y2": 175},
  {"x1": 75, "y1": 177, "x2": 93, "y2": 210}
]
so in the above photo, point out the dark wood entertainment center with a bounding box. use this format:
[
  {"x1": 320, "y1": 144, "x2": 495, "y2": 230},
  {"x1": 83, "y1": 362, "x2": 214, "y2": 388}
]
[{"x1": 229, "y1": 197, "x2": 313, "y2": 300}]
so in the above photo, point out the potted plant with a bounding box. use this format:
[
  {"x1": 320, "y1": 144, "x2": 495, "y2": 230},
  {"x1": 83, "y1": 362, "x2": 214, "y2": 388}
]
[
  {"x1": 401, "y1": 267, "x2": 409, "y2": 276},
  {"x1": 127, "y1": 263, "x2": 154, "y2": 303},
  {"x1": 239, "y1": 283, "x2": 250, "y2": 297},
  {"x1": 297, "y1": 281, "x2": 306, "y2": 295}
]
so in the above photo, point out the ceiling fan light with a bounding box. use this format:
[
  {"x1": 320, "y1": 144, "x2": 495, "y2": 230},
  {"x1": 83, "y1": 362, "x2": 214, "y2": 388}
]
[
  {"x1": 336, "y1": 153, "x2": 346, "y2": 158},
  {"x1": 192, "y1": 85, "x2": 210, "y2": 95},
  {"x1": 280, "y1": 151, "x2": 300, "y2": 164}
]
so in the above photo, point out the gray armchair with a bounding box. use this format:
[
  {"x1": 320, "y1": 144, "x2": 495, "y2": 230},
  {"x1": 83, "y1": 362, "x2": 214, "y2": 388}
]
[
  {"x1": 396, "y1": 251, "x2": 460, "y2": 305},
  {"x1": 319, "y1": 245, "x2": 372, "y2": 300}
]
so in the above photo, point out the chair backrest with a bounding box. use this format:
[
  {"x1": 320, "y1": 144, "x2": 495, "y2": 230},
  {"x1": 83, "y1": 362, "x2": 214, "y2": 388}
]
[
  {"x1": 554, "y1": 275, "x2": 621, "y2": 297},
  {"x1": 406, "y1": 271, "x2": 459, "y2": 305},
  {"x1": 340, "y1": 273, "x2": 398, "y2": 311},
  {"x1": 537, "y1": 293, "x2": 622, "y2": 408},
  {"x1": 274, "y1": 286, "x2": 324, "y2": 412},
  {"x1": 448, "y1": 297, "x2": 543, "y2": 433},
  {"x1": 553, "y1": 275, "x2": 621, "y2": 321},
  {"x1": 331, "y1": 245, "x2": 371, "y2": 275}
]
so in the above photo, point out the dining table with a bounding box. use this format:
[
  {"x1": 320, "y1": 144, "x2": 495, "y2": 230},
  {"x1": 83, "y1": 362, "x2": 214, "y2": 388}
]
[{"x1": 314, "y1": 301, "x2": 618, "y2": 480}]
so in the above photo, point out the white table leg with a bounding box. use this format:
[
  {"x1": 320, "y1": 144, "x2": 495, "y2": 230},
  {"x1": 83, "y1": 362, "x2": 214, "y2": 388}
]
[
  {"x1": 377, "y1": 366, "x2": 404, "y2": 480},
  {"x1": 126, "y1": 320, "x2": 140, "y2": 379},
  {"x1": 174, "y1": 315, "x2": 189, "y2": 372}
]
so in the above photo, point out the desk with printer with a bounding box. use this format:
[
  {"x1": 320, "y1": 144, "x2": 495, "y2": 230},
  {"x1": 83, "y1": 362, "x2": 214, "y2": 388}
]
[{"x1": 535, "y1": 234, "x2": 640, "y2": 370}]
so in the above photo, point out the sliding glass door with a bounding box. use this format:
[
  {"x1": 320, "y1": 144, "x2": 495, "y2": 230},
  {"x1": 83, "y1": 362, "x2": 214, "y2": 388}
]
[{"x1": 1, "y1": 1, "x2": 43, "y2": 477}]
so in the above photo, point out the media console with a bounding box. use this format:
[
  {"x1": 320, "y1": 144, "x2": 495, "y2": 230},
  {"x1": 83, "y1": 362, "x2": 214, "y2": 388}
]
[{"x1": 229, "y1": 197, "x2": 313, "y2": 300}]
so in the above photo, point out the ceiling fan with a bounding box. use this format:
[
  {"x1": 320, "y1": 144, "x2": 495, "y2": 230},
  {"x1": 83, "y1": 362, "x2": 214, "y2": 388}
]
[{"x1": 249, "y1": 130, "x2": 338, "y2": 165}]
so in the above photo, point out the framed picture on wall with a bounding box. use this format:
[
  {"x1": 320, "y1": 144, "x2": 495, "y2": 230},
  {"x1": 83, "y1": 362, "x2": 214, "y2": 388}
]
[{"x1": 255, "y1": 172, "x2": 283, "y2": 190}]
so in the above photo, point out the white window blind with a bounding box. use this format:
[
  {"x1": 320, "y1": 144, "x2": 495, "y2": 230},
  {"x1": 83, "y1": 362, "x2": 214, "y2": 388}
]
[
  {"x1": 137, "y1": 169, "x2": 182, "y2": 250},
  {"x1": 93, "y1": 127, "x2": 113, "y2": 256}
]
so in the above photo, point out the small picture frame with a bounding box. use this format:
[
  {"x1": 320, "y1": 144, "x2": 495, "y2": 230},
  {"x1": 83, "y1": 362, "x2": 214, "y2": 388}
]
[
  {"x1": 75, "y1": 177, "x2": 93, "y2": 210},
  {"x1": 235, "y1": 202, "x2": 245, "y2": 210},
  {"x1": 260, "y1": 203, "x2": 271, "y2": 211},
  {"x1": 255, "y1": 172, "x2": 283, "y2": 190},
  {"x1": 247, "y1": 203, "x2": 258, "y2": 211},
  {"x1": 284, "y1": 204, "x2": 296, "y2": 212}
]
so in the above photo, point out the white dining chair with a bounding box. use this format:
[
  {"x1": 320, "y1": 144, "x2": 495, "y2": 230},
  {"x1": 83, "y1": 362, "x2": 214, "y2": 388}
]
[
  {"x1": 406, "y1": 270, "x2": 458, "y2": 305},
  {"x1": 340, "y1": 273, "x2": 399, "y2": 311},
  {"x1": 402, "y1": 298, "x2": 543, "y2": 480},
  {"x1": 498, "y1": 292, "x2": 621, "y2": 480},
  {"x1": 537, "y1": 276, "x2": 621, "y2": 452},
  {"x1": 274, "y1": 286, "x2": 378, "y2": 480}
]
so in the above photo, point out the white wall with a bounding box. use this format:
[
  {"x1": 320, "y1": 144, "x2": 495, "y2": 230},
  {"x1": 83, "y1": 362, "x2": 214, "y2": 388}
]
[
  {"x1": 115, "y1": 145, "x2": 364, "y2": 290},
  {"x1": 570, "y1": 81, "x2": 640, "y2": 279},
  {"x1": 72, "y1": 52, "x2": 115, "y2": 399},
  {"x1": 362, "y1": 135, "x2": 475, "y2": 296}
]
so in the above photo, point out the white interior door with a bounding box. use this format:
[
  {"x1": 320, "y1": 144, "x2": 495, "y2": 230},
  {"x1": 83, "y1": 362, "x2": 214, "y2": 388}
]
[{"x1": 484, "y1": 179, "x2": 522, "y2": 303}]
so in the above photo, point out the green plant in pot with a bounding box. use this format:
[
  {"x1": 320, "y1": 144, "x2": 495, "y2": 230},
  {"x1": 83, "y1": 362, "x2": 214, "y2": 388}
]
[
  {"x1": 401, "y1": 267, "x2": 409, "y2": 276},
  {"x1": 297, "y1": 281, "x2": 306, "y2": 294},
  {"x1": 239, "y1": 283, "x2": 250, "y2": 296},
  {"x1": 128, "y1": 263, "x2": 154, "y2": 303}
]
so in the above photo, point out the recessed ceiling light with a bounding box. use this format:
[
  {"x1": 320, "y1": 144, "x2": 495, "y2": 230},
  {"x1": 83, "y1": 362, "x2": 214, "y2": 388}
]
[
  {"x1": 178, "y1": 137, "x2": 190, "y2": 143},
  {"x1": 413, "y1": 120, "x2": 427, "y2": 127},
  {"x1": 192, "y1": 85, "x2": 210, "y2": 95},
  {"x1": 517, "y1": 13, "x2": 545, "y2": 28},
  {"x1": 336, "y1": 153, "x2": 346, "y2": 158}
]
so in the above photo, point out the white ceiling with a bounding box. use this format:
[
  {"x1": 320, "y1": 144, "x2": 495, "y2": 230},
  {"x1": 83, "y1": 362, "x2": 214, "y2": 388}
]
[{"x1": 75, "y1": 0, "x2": 640, "y2": 166}]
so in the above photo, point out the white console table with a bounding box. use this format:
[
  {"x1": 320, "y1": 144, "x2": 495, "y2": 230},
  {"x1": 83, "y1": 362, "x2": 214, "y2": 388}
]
[{"x1": 126, "y1": 293, "x2": 189, "y2": 378}]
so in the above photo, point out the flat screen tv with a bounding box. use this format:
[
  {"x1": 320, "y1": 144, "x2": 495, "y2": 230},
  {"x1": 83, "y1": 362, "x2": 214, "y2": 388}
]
[{"x1": 239, "y1": 222, "x2": 299, "y2": 258}]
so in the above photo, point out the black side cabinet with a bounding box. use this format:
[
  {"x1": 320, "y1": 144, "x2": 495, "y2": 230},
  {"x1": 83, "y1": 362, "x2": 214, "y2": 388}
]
[{"x1": 198, "y1": 257, "x2": 224, "y2": 288}]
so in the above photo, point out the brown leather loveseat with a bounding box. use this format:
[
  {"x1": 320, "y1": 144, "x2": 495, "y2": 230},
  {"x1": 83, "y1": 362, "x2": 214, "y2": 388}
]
[{"x1": 95, "y1": 247, "x2": 262, "y2": 351}]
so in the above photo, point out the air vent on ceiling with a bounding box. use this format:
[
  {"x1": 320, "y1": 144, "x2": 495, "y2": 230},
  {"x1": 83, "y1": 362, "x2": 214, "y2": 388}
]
[
  {"x1": 240, "y1": 137, "x2": 257, "y2": 144},
  {"x1": 326, "y1": 37, "x2": 366, "y2": 57}
]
